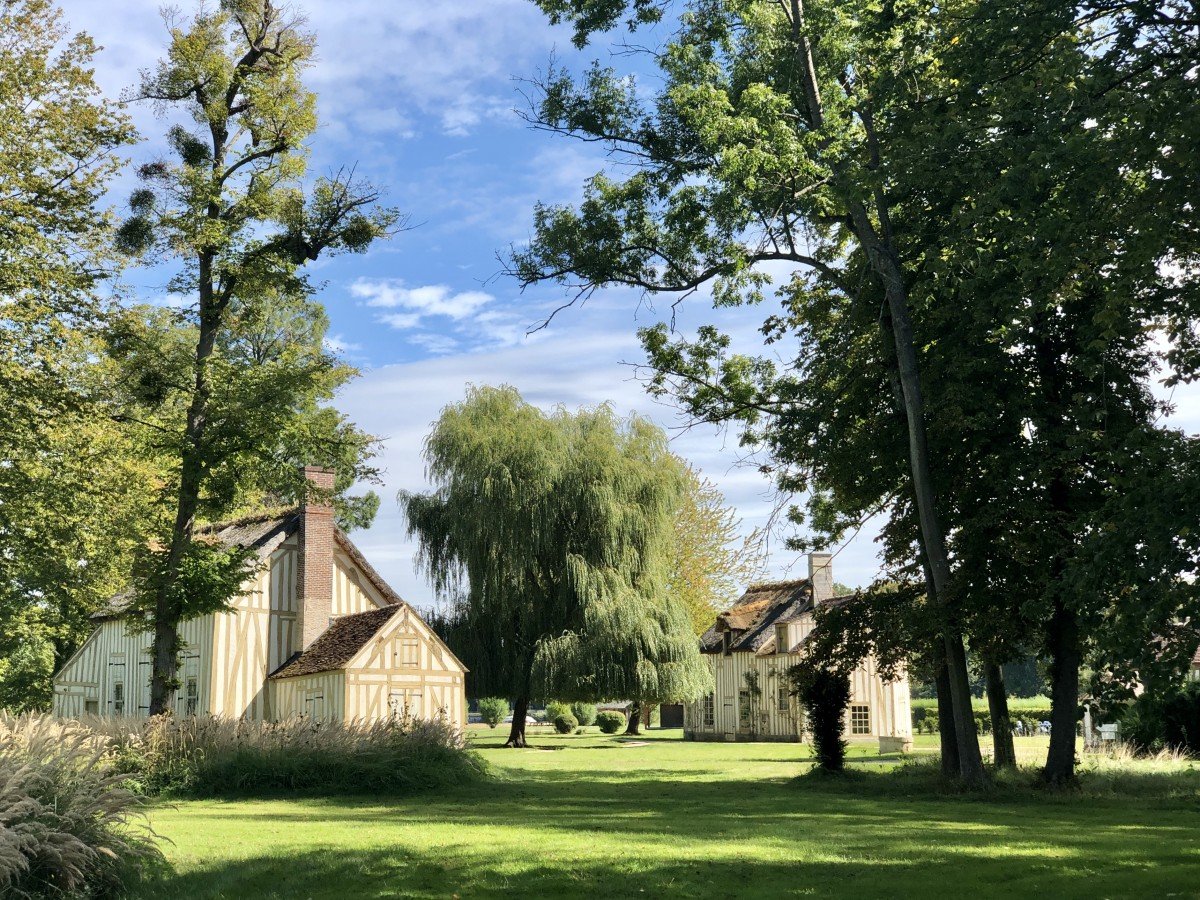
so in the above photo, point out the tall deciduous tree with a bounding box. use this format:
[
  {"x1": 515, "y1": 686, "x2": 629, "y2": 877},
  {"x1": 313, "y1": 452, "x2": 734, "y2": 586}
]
[
  {"x1": 402, "y1": 386, "x2": 710, "y2": 748},
  {"x1": 668, "y1": 465, "x2": 764, "y2": 636},
  {"x1": 0, "y1": 0, "x2": 151, "y2": 708},
  {"x1": 116, "y1": 0, "x2": 400, "y2": 715},
  {"x1": 511, "y1": 0, "x2": 985, "y2": 779}
]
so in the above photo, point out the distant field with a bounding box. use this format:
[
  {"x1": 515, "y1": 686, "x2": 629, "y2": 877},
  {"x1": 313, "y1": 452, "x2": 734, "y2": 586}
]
[{"x1": 141, "y1": 728, "x2": 1200, "y2": 898}]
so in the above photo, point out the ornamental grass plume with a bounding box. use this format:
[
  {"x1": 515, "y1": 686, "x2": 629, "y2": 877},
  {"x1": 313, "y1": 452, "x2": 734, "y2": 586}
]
[{"x1": 0, "y1": 713, "x2": 164, "y2": 898}]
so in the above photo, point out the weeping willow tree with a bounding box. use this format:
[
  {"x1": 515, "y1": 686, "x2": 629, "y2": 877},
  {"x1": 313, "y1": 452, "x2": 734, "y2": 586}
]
[{"x1": 401, "y1": 385, "x2": 710, "y2": 747}]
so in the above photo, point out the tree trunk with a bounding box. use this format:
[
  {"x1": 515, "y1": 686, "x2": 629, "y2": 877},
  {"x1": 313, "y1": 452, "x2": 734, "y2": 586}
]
[
  {"x1": 1043, "y1": 601, "x2": 1080, "y2": 783},
  {"x1": 786, "y1": 0, "x2": 982, "y2": 782},
  {"x1": 625, "y1": 702, "x2": 641, "y2": 735},
  {"x1": 505, "y1": 696, "x2": 529, "y2": 748},
  {"x1": 934, "y1": 657, "x2": 960, "y2": 778},
  {"x1": 984, "y1": 661, "x2": 1017, "y2": 769},
  {"x1": 148, "y1": 255, "x2": 219, "y2": 717}
]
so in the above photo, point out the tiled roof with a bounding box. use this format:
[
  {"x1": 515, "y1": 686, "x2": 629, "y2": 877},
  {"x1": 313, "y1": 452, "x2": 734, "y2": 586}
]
[
  {"x1": 270, "y1": 605, "x2": 401, "y2": 678},
  {"x1": 700, "y1": 578, "x2": 813, "y2": 654}
]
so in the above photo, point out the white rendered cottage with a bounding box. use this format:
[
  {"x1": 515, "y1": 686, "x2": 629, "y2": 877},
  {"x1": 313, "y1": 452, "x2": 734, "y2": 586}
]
[
  {"x1": 52, "y1": 467, "x2": 467, "y2": 727},
  {"x1": 684, "y1": 553, "x2": 912, "y2": 753}
]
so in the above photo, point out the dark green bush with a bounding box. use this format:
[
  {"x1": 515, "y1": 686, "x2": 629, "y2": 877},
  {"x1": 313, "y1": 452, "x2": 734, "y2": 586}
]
[
  {"x1": 478, "y1": 697, "x2": 508, "y2": 728},
  {"x1": 1120, "y1": 682, "x2": 1200, "y2": 755},
  {"x1": 572, "y1": 702, "x2": 598, "y2": 726},
  {"x1": 798, "y1": 669, "x2": 852, "y2": 772},
  {"x1": 553, "y1": 713, "x2": 578, "y2": 734},
  {"x1": 596, "y1": 711, "x2": 625, "y2": 734}
]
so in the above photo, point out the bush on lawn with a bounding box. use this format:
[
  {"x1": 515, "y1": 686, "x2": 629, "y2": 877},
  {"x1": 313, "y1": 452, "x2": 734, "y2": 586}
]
[
  {"x1": 571, "y1": 702, "x2": 597, "y2": 727},
  {"x1": 478, "y1": 697, "x2": 508, "y2": 728},
  {"x1": 99, "y1": 714, "x2": 487, "y2": 797},
  {"x1": 545, "y1": 701, "x2": 572, "y2": 723},
  {"x1": 0, "y1": 713, "x2": 165, "y2": 898},
  {"x1": 553, "y1": 713, "x2": 578, "y2": 734},
  {"x1": 596, "y1": 711, "x2": 625, "y2": 734}
]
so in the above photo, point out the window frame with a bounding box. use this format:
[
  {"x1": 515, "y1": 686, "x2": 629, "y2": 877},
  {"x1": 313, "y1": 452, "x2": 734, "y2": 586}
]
[
  {"x1": 778, "y1": 687, "x2": 790, "y2": 714},
  {"x1": 850, "y1": 704, "x2": 871, "y2": 735},
  {"x1": 775, "y1": 624, "x2": 789, "y2": 654},
  {"x1": 702, "y1": 693, "x2": 715, "y2": 727},
  {"x1": 111, "y1": 681, "x2": 124, "y2": 716},
  {"x1": 184, "y1": 676, "x2": 199, "y2": 717}
]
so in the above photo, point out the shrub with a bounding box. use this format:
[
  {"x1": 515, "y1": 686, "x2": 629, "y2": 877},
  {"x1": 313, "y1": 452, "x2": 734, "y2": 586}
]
[
  {"x1": 596, "y1": 711, "x2": 625, "y2": 734},
  {"x1": 1120, "y1": 682, "x2": 1200, "y2": 755},
  {"x1": 98, "y1": 714, "x2": 487, "y2": 797},
  {"x1": 571, "y1": 702, "x2": 597, "y2": 727},
  {"x1": 553, "y1": 713, "x2": 578, "y2": 734},
  {"x1": 796, "y1": 668, "x2": 851, "y2": 772},
  {"x1": 478, "y1": 697, "x2": 508, "y2": 729},
  {"x1": 0, "y1": 713, "x2": 165, "y2": 897},
  {"x1": 545, "y1": 701, "x2": 573, "y2": 722}
]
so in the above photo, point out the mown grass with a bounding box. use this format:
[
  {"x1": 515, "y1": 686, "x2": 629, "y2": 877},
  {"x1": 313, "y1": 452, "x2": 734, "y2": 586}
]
[{"x1": 140, "y1": 729, "x2": 1200, "y2": 899}]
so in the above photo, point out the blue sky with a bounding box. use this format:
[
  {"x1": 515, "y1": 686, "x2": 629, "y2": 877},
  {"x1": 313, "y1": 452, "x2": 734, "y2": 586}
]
[{"x1": 57, "y1": 1, "x2": 1200, "y2": 608}]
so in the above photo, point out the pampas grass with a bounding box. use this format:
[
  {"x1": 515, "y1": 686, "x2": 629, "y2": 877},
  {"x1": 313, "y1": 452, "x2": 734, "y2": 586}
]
[
  {"x1": 0, "y1": 714, "x2": 164, "y2": 898},
  {"x1": 93, "y1": 714, "x2": 488, "y2": 797}
]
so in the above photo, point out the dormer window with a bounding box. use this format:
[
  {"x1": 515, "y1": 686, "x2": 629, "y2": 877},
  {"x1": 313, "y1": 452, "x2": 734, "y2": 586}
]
[
  {"x1": 722, "y1": 632, "x2": 732, "y2": 656},
  {"x1": 776, "y1": 624, "x2": 789, "y2": 655}
]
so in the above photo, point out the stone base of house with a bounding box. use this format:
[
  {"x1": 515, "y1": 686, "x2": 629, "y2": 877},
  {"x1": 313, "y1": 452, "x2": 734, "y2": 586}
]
[
  {"x1": 878, "y1": 735, "x2": 913, "y2": 754},
  {"x1": 684, "y1": 729, "x2": 801, "y2": 743}
]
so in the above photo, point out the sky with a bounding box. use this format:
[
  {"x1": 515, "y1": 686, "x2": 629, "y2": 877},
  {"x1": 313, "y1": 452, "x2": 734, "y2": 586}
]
[{"x1": 55, "y1": 1, "x2": 1200, "y2": 609}]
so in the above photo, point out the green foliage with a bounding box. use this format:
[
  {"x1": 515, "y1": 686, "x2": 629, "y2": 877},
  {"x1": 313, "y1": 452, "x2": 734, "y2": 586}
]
[
  {"x1": 791, "y1": 667, "x2": 851, "y2": 772},
  {"x1": 101, "y1": 715, "x2": 486, "y2": 797},
  {"x1": 571, "y1": 702, "x2": 597, "y2": 727},
  {"x1": 115, "y1": 0, "x2": 399, "y2": 713},
  {"x1": 0, "y1": 713, "x2": 165, "y2": 897},
  {"x1": 0, "y1": 0, "x2": 153, "y2": 709},
  {"x1": 1120, "y1": 682, "x2": 1200, "y2": 756},
  {"x1": 553, "y1": 713, "x2": 579, "y2": 735},
  {"x1": 668, "y1": 465, "x2": 764, "y2": 635},
  {"x1": 478, "y1": 698, "x2": 508, "y2": 729},
  {"x1": 401, "y1": 386, "x2": 710, "y2": 712},
  {"x1": 596, "y1": 711, "x2": 625, "y2": 734},
  {"x1": 545, "y1": 700, "x2": 573, "y2": 723}
]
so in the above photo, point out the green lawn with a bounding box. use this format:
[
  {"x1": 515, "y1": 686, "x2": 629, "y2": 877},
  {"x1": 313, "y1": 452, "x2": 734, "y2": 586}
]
[{"x1": 142, "y1": 729, "x2": 1200, "y2": 898}]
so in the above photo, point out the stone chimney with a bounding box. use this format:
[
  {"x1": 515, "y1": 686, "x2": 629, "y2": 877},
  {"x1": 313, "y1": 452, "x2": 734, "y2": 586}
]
[
  {"x1": 297, "y1": 466, "x2": 335, "y2": 651},
  {"x1": 808, "y1": 552, "x2": 834, "y2": 606}
]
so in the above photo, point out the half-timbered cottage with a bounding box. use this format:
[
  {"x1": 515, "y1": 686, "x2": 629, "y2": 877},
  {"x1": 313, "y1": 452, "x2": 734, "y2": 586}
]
[
  {"x1": 684, "y1": 553, "x2": 912, "y2": 752},
  {"x1": 51, "y1": 467, "x2": 466, "y2": 727}
]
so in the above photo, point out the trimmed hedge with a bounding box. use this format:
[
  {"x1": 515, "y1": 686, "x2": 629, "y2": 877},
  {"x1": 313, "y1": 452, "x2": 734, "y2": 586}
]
[
  {"x1": 596, "y1": 711, "x2": 625, "y2": 734},
  {"x1": 553, "y1": 713, "x2": 578, "y2": 734},
  {"x1": 478, "y1": 697, "x2": 508, "y2": 728},
  {"x1": 911, "y1": 701, "x2": 1053, "y2": 735}
]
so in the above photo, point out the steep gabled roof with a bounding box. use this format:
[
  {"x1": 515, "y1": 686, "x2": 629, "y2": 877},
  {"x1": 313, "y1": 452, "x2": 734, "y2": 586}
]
[
  {"x1": 700, "y1": 578, "x2": 814, "y2": 654},
  {"x1": 269, "y1": 605, "x2": 402, "y2": 679}
]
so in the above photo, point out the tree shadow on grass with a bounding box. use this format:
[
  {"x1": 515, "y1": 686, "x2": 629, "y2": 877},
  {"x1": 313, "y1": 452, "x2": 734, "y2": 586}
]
[{"x1": 142, "y1": 762, "x2": 1200, "y2": 899}]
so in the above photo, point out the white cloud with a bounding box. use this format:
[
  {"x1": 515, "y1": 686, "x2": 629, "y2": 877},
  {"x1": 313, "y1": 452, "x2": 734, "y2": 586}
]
[{"x1": 352, "y1": 279, "x2": 493, "y2": 320}]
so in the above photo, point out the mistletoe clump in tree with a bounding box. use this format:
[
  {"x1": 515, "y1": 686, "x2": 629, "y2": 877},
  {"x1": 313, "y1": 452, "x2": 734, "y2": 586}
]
[
  {"x1": 401, "y1": 386, "x2": 710, "y2": 748},
  {"x1": 115, "y1": 0, "x2": 400, "y2": 716}
]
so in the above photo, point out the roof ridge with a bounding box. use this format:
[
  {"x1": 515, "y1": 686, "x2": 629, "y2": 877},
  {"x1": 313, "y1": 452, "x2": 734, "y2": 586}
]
[
  {"x1": 745, "y1": 577, "x2": 811, "y2": 592},
  {"x1": 196, "y1": 507, "x2": 299, "y2": 533}
]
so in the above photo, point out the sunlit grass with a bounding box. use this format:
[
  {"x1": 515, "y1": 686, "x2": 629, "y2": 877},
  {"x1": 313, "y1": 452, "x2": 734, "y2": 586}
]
[{"x1": 140, "y1": 728, "x2": 1200, "y2": 898}]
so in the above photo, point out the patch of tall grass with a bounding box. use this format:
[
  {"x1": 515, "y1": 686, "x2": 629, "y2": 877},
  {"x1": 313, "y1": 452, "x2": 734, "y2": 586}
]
[
  {"x1": 0, "y1": 714, "x2": 164, "y2": 898},
  {"x1": 93, "y1": 714, "x2": 488, "y2": 797}
]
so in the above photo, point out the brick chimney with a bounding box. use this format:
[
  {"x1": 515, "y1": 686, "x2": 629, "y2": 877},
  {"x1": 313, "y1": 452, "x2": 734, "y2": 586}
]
[
  {"x1": 809, "y1": 552, "x2": 834, "y2": 606},
  {"x1": 297, "y1": 466, "x2": 335, "y2": 651}
]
